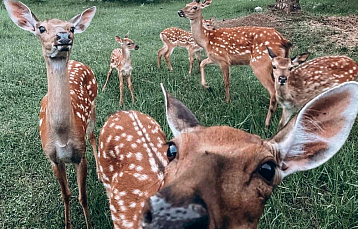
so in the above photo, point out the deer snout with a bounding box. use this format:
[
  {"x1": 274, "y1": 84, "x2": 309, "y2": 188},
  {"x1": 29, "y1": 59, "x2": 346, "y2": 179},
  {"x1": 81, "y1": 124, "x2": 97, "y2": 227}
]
[
  {"x1": 135, "y1": 45, "x2": 139, "y2": 50},
  {"x1": 178, "y1": 10, "x2": 185, "y2": 17},
  {"x1": 278, "y1": 76, "x2": 287, "y2": 85},
  {"x1": 56, "y1": 32, "x2": 72, "y2": 46},
  {"x1": 141, "y1": 193, "x2": 209, "y2": 229}
]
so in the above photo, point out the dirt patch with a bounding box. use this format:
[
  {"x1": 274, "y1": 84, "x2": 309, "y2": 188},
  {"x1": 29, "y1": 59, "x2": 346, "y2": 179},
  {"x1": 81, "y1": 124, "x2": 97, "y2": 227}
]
[
  {"x1": 214, "y1": 12, "x2": 358, "y2": 50},
  {"x1": 307, "y1": 16, "x2": 358, "y2": 49}
]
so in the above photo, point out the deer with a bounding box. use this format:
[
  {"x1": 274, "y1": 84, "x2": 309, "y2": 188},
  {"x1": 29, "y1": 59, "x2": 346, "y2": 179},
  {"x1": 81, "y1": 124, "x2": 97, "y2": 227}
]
[
  {"x1": 157, "y1": 17, "x2": 215, "y2": 74},
  {"x1": 178, "y1": 0, "x2": 292, "y2": 127},
  {"x1": 97, "y1": 110, "x2": 168, "y2": 229},
  {"x1": 4, "y1": 1, "x2": 97, "y2": 228},
  {"x1": 102, "y1": 33, "x2": 139, "y2": 107},
  {"x1": 138, "y1": 81, "x2": 358, "y2": 228},
  {"x1": 267, "y1": 48, "x2": 358, "y2": 129}
]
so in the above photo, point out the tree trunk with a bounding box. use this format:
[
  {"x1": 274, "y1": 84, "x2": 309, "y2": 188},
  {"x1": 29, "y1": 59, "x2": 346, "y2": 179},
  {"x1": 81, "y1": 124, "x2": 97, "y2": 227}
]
[{"x1": 274, "y1": 0, "x2": 301, "y2": 13}]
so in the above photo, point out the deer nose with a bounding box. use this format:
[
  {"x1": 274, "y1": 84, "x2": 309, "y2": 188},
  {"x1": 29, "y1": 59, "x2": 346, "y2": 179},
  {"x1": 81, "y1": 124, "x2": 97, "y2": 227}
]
[
  {"x1": 56, "y1": 32, "x2": 71, "y2": 45},
  {"x1": 178, "y1": 10, "x2": 185, "y2": 17},
  {"x1": 141, "y1": 193, "x2": 209, "y2": 229},
  {"x1": 279, "y1": 76, "x2": 287, "y2": 85},
  {"x1": 135, "y1": 45, "x2": 139, "y2": 50}
]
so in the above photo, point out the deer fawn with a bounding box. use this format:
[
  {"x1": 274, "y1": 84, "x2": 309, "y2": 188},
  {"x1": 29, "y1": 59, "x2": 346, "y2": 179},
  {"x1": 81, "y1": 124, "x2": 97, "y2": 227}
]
[
  {"x1": 267, "y1": 48, "x2": 358, "y2": 129},
  {"x1": 139, "y1": 82, "x2": 358, "y2": 228},
  {"x1": 178, "y1": 0, "x2": 292, "y2": 127},
  {"x1": 5, "y1": 1, "x2": 97, "y2": 228},
  {"x1": 103, "y1": 33, "x2": 139, "y2": 106},
  {"x1": 157, "y1": 17, "x2": 215, "y2": 74},
  {"x1": 97, "y1": 110, "x2": 168, "y2": 229}
]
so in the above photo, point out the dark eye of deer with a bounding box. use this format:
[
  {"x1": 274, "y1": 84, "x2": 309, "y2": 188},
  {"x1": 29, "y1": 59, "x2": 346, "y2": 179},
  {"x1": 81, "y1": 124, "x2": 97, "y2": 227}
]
[
  {"x1": 258, "y1": 161, "x2": 276, "y2": 182},
  {"x1": 39, "y1": 26, "x2": 46, "y2": 33},
  {"x1": 272, "y1": 65, "x2": 277, "y2": 69},
  {"x1": 289, "y1": 67, "x2": 293, "y2": 71},
  {"x1": 193, "y1": 6, "x2": 197, "y2": 10},
  {"x1": 127, "y1": 42, "x2": 131, "y2": 46},
  {"x1": 167, "y1": 143, "x2": 177, "y2": 162},
  {"x1": 70, "y1": 27, "x2": 75, "y2": 33}
]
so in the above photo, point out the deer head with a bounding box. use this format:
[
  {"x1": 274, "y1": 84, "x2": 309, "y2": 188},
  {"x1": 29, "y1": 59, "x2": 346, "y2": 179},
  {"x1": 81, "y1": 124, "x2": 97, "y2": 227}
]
[
  {"x1": 140, "y1": 82, "x2": 358, "y2": 229},
  {"x1": 4, "y1": 0, "x2": 96, "y2": 59},
  {"x1": 116, "y1": 33, "x2": 139, "y2": 51},
  {"x1": 178, "y1": 0, "x2": 212, "y2": 19},
  {"x1": 267, "y1": 47, "x2": 310, "y2": 85}
]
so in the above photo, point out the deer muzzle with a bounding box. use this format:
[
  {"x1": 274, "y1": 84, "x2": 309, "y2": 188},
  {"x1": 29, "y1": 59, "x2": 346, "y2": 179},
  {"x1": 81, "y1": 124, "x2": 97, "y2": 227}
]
[
  {"x1": 178, "y1": 10, "x2": 185, "y2": 17},
  {"x1": 141, "y1": 193, "x2": 209, "y2": 229},
  {"x1": 279, "y1": 76, "x2": 287, "y2": 85}
]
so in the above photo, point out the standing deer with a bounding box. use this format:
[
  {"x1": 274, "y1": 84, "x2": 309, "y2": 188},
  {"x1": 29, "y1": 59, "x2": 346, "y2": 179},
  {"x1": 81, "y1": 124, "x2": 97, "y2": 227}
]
[
  {"x1": 4, "y1": 1, "x2": 97, "y2": 228},
  {"x1": 178, "y1": 0, "x2": 292, "y2": 127},
  {"x1": 97, "y1": 110, "x2": 168, "y2": 229},
  {"x1": 140, "y1": 82, "x2": 358, "y2": 228},
  {"x1": 103, "y1": 33, "x2": 139, "y2": 107},
  {"x1": 157, "y1": 17, "x2": 215, "y2": 74},
  {"x1": 267, "y1": 48, "x2": 358, "y2": 129}
]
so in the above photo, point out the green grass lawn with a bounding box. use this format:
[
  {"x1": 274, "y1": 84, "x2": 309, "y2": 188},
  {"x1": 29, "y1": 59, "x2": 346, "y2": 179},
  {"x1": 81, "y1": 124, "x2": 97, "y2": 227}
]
[{"x1": 0, "y1": 0, "x2": 357, "y2": 228}]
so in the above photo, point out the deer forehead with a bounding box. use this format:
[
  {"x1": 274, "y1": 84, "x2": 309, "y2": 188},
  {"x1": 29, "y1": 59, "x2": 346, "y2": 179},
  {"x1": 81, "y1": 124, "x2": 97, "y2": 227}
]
[
  {"x1": 41, "y1": 19, "x2": 72, "y2": 30},
  {"x1": 173, "y1": 126, "x2": 275, "y2": 167},
  {"x1": 273, "y1": 57, "x2": 291, "y2": 68}
]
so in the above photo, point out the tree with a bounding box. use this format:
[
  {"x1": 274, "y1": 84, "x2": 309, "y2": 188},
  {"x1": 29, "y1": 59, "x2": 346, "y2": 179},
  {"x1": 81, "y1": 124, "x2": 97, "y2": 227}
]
[{"x1": 274, "y1": 0, "x2": 301, "y2": 13}]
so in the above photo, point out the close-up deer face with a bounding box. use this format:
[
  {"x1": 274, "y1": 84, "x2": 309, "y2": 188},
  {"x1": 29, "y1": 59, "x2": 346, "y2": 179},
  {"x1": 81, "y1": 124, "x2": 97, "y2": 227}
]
[
  {"x1": 178, "y1": 0, "x2": 211, "y2": 20},
  {"x1": 141, "y1": 82, "x2": 358, "y2": 229},
  {"x1": 267, "y1": 47, "x2": 310, "y2": 86},
  {"x1": 4, "y1": 0, "x2": 96, "y2": 59}
]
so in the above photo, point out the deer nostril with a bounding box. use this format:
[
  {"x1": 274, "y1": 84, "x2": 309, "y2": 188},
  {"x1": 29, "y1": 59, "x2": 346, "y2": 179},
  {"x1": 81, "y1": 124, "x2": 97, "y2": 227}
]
[
  {"x1": 56, "y1": 35, "x2": 61, "y2": 40},
  {"x1": 143, "y1": 210, "x2": 153, "y2": 224}
]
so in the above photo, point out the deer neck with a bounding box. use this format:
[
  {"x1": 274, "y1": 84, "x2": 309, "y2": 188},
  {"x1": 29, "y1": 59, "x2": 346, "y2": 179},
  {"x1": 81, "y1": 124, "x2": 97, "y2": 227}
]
[
  {"x1": 45, "y1": 57, "x2": 73, "y2": 140},
  {"x1": 190, "y1": 16, "x2": 208, "y2": 50},
  {"x1": 121, "y1": 46, "x2": 131, "y2": 62}
]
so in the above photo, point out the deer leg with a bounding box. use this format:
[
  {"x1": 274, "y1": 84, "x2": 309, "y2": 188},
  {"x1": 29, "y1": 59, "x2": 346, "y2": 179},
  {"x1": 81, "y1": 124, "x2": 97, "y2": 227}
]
[
  {"x1": 52, "y1": 162, "x2": 72, "y2": 229},
  {"x1": 127, "y1": 74, "x2": 135, "y2": 103},
  {"x1": 119, "y1": 71, "x2": 124, "y2": 106},
  {"x1": 75, "y1": 157, "x2": 91, "y2": 229},
  {"x1": 164, "y1": 46, "x2": 174, "y2": 71},
  {"x1": 199, "y1": 58, "x2": 214, "y2": 89},
  {"x1": 102, "y1": 67, "x2": 113, "y2": 92},
  {"x1": 87, "y1": 103, "x2": 99, "y2": 179},
  {"x1": 157, "y1": 44, "x2": 167, "y2": 68},
  {"x1": 250, "y1": 60, "x2": 277, "y2": 128},
  {"x1": 196, "y1": 50, "x2": 202, "y2": 66},
  {"x1": 219, "y1": 62, "x2": 231, "y2": 103},
  {"x1": 188, "y1": 47, "x2": 195, "y2": 75}
]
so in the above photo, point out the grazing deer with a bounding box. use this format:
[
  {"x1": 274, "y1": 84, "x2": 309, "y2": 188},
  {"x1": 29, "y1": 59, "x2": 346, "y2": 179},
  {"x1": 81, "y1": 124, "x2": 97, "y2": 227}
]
[
  {"x1": 97, "y1": 110, "x2": 168, "y2": 229},
  {"x1": 4, "y1": 1, "x2": 97, "y2": 228},
  {"x1": 139, "y1": 82, "x2": 358, "y2": 228},
  {"x1": 157, "y1": 17, "x2": 215, "y2": 74},
  {"x1": 268, "y1": 48, "x2": 358, "y2": 129},
  {"x1": 103, "y1": 33, "x2": 139, "y2": 107},
  {"x1": 178, "y1": 0, "x2": 292, "y2": 127}
]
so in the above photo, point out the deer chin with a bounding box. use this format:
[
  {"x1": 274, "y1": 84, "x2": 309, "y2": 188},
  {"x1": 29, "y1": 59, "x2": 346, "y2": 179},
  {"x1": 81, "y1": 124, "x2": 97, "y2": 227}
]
[{"x1": 48, "y1": 45, "x2": 72, "y2": 58}]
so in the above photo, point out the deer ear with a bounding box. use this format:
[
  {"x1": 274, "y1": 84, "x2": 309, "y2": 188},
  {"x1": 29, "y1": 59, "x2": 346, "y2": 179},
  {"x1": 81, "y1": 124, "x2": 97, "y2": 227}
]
[
  {"x1": 267, "y1": 47, "x2": 277, "y2": 60},
  {"x1": 4, "y1": 0, "x2": 39, "y2": 34},
  {"x1": 291, "y1": 52, "x2": 310, "y2": 66},
  {"x1": 124, "y1": 31, "x2": 129, "y2": 38},
  {"x1": 270, "y1": 82, "x2": 358, "y2": 178},
  {"x1": 69, "y1": 6, "x2": 96, "y2": 34},
  {"x1": 115, "y1": 36, "x2": 123, "y2": 43},
  {"x1": 201, "y1": 0, "x2": 212, "y2": 8},
  {"x1": 210, "y1": 16, "x2": 215, "y2": 21},
  {"x1": 161, "y1": 83, "x2": 201, "y2": 137}
]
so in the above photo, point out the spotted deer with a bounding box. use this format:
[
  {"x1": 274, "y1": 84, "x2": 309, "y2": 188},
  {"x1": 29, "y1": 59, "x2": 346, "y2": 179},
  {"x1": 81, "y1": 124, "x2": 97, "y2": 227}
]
[
  {"x1": 178, "y1": 0, "x2": 292, "y2": 127},
  {"x1": 103, "y1": 33, "x2": 139, "y2": 106},
  {"x1": 157, "y1": 17, "x2": 215, "y2": 74},
  {"x1": 4, "y1": 1, "x2": 97, "y2": 228},
  {"x1": 98, "y1": 110, "x2": 168, "y2": 229},
  {"x1": 267, "y1": 48, "x2": 358, "y2": 129},
  {"x1": 139, "y1": 82, "x2": 358, "y2": 228}
]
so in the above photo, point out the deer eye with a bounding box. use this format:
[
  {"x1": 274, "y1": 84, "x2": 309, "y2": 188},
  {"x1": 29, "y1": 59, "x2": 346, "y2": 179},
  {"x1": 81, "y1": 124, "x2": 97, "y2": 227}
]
[
  {"x1": 39, "y1": 26, "x2": 46, "y2": 33},
  {"x1": 193, "y1": 6, "x2": 197, "y2": 10},
  {"x1": 258, "y1": 161, "x2": 276, "y2": 183},
  {"x1": 166, "y1": 142, "x2": 177, "y2": 162},
  {"x1": 272, "y1": 65, "x2": 277, "y2": 69},
  {"x1": 70, "y1": 27, "x2": 75, "y2": 33},
  {"x1": 127, "y1": 42, "x2": 131, "y2": 46},
  {"x1": 289, "y1": 67, "x2": 294, "y2": 71}
]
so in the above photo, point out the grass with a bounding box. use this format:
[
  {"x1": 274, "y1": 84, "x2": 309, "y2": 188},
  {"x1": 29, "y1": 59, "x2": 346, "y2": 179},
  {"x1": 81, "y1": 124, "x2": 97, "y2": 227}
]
[{"x1": 0, "y1": 0, "x2": 357, "y2": 228}]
